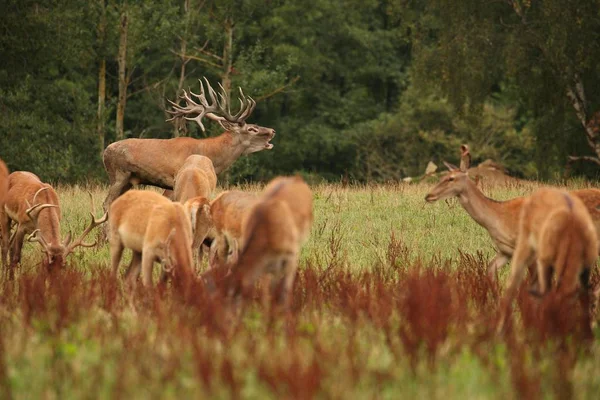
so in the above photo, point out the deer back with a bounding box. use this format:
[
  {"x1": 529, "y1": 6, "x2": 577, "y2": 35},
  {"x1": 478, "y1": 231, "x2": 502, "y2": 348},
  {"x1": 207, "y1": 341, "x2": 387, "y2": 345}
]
[
  {"x1": 108, "y1": 190, "x2": 172, "y2": 252},
  {"x1": 210, "y1": 191, "x2": 260, "y2": 241},
  {"x1": 6, "y1": 172, "x2": 61, "y2": 233},
  {"x1": 173, "y1": 155, "x2": 217, "y2": 203}
]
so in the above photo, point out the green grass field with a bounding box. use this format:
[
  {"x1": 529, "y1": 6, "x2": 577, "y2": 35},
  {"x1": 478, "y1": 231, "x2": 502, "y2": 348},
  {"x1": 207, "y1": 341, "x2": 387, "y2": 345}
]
[{"x1": 1, "y1": 180, "x2": 600, "y2": 399}]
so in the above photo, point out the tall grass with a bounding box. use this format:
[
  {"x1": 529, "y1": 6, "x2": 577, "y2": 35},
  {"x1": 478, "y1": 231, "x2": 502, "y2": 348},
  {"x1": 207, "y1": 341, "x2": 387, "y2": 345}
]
[{"x1": 1, "y1": 180, "x2": 599, "y2": 399}]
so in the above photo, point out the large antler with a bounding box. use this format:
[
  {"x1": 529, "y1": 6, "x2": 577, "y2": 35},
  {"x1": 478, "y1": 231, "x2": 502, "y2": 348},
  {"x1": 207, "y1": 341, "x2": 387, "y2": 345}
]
[
  {"x1": 64, "y1": 192, "x2": 108, "y2": 256},
  {"x1": 166, "y1": 77, "x2": 256, "y2": 131}
]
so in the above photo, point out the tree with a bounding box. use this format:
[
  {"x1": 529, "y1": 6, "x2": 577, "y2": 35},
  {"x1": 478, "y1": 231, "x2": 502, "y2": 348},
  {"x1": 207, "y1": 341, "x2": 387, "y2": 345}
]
[{"x1": 412, "y1": 0, "x2": 600, "y2": 174}]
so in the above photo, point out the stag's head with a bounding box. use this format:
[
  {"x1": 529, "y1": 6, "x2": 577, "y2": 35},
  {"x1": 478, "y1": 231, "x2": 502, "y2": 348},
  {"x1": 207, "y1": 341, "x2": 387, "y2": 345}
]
[
  {"x1": 425, "y1": 161, "x2": 470, "y2": 202},
  {"x1": 26, "y1": 191, "x2": 108, "y2": 267},
  {"x1": 167, "y1": 78, "x2": 275, "y2": 154}
]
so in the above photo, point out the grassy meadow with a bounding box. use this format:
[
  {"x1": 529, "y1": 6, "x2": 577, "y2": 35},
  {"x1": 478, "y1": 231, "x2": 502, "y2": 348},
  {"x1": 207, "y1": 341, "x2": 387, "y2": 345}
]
[{"x1": 1, "y1": 179, "x2": 600, "y2": 399}]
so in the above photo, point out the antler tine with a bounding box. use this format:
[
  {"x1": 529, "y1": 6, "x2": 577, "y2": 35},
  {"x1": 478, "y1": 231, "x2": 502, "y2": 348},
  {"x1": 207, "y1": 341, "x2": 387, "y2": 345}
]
[
  {"x1": 231, "y1": 87, "x2": 256, "y2": 122},
  {"x1": 64, "y1": 192, "x2": 108, "y2": 255},
  {"x1": 25, "y1": 203, "x2": 58, "y2": 225},
  {"x1": 27, "y1": 228, "x2": 52, "y2": 254}
]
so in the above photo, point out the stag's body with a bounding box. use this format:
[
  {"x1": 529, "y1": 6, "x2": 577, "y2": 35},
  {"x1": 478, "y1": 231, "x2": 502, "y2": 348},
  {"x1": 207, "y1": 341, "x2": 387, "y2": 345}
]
[
  {"x1": 109, "y1": 190, "x2": 196, "y2": 287},
  {"x1": 1, "y1": 172, "x2": 62, "y2": 270},
  {"x1": 497, "y1": 188, "x2": 598, "y2": 333},
  {"x1": 0, "y1": 172, "x2": 105, "y2": 275},
  {"x1": 208, "y1": 190, "x2": 260, "y2": 267},
  {"x1": 227, "y1": 176, "x2": 313, "y2": 310},
  {"x1": 425, "y1": 165, "x2": 600, "y2": 277},
  {"x1": 102, "y1": 78, "x2": 275, "y2": 211}
]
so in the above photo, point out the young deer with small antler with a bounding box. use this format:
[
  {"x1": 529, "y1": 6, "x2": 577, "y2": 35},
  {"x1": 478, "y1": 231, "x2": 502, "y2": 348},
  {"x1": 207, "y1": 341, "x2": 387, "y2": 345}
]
[
  {"x1": 0, "y1": 172, "x2": 107, "y2": 277},
  {"x1": 497, "y1": 188, "x2": 598, "y2": 334},
  {"x1": 102, "y1": 77, "x2": 275, "y2": 211},
  {"x1": 226, "y1": 176, "x2": 313, "y2": 311},
  {"x1": 425, "y1": 147, "x2": 600, "y2": 278},
  {"x1": 207, "y1": 190, "x2": 260, "y2": 268},
  {"x1": 109, "y1": 190, "x2": 206, "y2": 287}
]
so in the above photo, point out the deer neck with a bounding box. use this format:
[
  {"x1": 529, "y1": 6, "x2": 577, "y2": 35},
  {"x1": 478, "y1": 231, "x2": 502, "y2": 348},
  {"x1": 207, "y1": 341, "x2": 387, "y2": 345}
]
[
  {"x1": 196, "y1": 131, "x2": 246, "y2": 175},
  {"x1": 38, "y1": 208, "x2": 62, "y2": 248},
  {"x1": 457, "y1": 180, "x2": 504, "y2": 230}
]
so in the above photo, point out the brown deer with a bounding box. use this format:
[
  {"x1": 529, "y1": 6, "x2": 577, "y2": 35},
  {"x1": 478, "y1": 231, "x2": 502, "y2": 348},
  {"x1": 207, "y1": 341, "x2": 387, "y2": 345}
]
[
  {"x1": 497, "y1": 188, "x2": 598, "y2": 334},
  {"x1": 226, "y1": 176, "x2": 313, "y2": 311},
  {"x1": 0, "y1": 172, "x2": 107, "y2": 276},
  {"x1": 425, "y1": 162, "x2": 600, "y2": 279},
  {"x1": 207, "y1": 190, "x2": 260, "y2": 268},
  {"x1": 172, "y1": 155, "x2": 215, "y2": 261},
  {"x1": 109, "y1": 190, "x2": 205, "y2": 287},
  {"x1": 102, "y1": 78, "x2": 275, "y2": 211}
]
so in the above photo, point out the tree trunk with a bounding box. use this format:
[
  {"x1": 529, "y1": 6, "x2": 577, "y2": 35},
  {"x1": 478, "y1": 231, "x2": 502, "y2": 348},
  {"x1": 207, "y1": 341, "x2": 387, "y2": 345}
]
[
  {"x1": 97, "y1": 59, "x2": 106, "y2": 155},
  {"x1": 96, "y1": 0, "x2": 106, "y2": 155},
  {"x1": 565, "y1": 75, "x2": 600, "y2": 165},
  {"x1": 116, "y1": 10, "x2": 129, "y2": 141},
  {"x1": 221, "y1": 17, "x2": 233, "y2": 98},
  {"x1": 171, "y1": 0, "x2": 192, "y2": 137}
]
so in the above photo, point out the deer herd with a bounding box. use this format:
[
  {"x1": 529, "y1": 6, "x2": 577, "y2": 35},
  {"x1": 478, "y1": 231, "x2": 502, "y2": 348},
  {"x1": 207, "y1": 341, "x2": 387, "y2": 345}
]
[{"x1": 0, "y1": 78, "x2": 599, "y2": 334}]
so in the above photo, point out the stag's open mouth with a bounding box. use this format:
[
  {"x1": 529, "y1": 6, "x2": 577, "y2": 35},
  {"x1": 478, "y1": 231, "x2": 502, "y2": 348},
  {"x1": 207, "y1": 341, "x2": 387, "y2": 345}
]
[{"x1": 265, "y1": 141, "x2": 274, "y2": 149}]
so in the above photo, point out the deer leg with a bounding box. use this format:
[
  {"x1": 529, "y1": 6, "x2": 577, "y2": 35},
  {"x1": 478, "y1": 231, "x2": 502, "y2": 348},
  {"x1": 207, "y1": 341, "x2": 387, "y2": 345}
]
[
  {"x1": 274, "y1": 253, "x2": 299, "y2": 312},
  {"x1": 141, "y1": 249, "x2": 156, "y2": 287},
  {"x1": 0, "y1": 212, "x2": 9, "y2": 268},
  {"x1": 109, "y1": 236, "x2": 125, "y2": 279},
  {"x1": 497, "y1": 240, "x2": 534, "y2": 334},
  {"x1": 103, "y1": 171, "x2": 133, "y2": 212},
  {"x1": 487, "y1": 253, "x2": 509, "y2": 279},
  {"x1": 9, "y1": 226, "x2": 27, "y2": 279},
  {"x1": 530, "y1": 259, "x2": 552, "y2": 297},
  {"x1": 124, "y1": 251, "x2": 142, "y2": 285}
]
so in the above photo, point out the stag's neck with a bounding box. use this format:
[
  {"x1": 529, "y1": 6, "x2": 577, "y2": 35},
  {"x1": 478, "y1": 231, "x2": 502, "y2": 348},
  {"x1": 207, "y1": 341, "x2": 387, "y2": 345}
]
[
  {"x1": 38, "y1": 208, "x2": 62, "y2": 247},
  {"x1": 194, "y1": 132, "x2": 245, "y2": 174},
  {"x1": 457, "y1": 180, "x2": 506, "y2": 231}
]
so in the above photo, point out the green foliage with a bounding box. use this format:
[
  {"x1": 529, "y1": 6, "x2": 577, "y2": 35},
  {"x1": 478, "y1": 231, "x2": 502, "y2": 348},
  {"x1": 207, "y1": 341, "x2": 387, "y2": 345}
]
[{"x1": 0, "y1": 0, "x2": 597, "y2": 183}]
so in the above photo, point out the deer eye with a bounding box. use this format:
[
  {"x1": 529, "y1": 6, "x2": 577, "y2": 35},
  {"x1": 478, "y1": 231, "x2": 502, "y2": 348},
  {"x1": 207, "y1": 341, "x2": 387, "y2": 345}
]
[
  {"x1": 448, "y1": 177, "x2": 455, "y2": 182},
  {"x1": 247, "y1": 126, "x2": 258, "y2": 133}
]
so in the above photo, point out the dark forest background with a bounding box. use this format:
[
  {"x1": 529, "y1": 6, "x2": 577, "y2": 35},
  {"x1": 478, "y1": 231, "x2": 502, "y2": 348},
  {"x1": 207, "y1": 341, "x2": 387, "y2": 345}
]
[{"x1": 1, "y1": 0, "x2": 600, "y2": 184}]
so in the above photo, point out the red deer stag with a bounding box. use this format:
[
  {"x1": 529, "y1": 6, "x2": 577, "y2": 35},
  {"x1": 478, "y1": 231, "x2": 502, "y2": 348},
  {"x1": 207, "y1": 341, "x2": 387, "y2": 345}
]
[
  {"x1": 109, "y1": 190, "x2": 208, "y2": 287},
  {"x1": 226, "y1": 176, "x2": 313, "y2": 311},
  {"x1": 425, "y1": 162, "x2": 600, "y2": 279},
  {"x1": 496, "y1": 188, "x2": 598, "y2": 334},
  {"x1": 0, "y1": 172, "x2": 107, "y2": 277},
  {"x1": 102, "y1": 78, "x2": 275, "y2": 211}
]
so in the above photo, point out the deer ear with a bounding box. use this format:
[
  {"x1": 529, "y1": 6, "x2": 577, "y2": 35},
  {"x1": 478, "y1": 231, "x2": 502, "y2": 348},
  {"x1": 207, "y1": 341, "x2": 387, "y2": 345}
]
[
  {"x1": 218, "y1": 119, "x2": 238, "y2": 132},
  {"x1": 443, "y1": 161, "x2": 459, "y2": 171}
]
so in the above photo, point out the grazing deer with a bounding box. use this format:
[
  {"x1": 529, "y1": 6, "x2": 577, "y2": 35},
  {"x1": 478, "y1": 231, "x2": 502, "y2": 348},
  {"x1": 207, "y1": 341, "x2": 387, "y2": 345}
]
[
  {"x1": 425, "y1": 162, "x2": 600, "y2": 278},
  {"x1": 173, "y1": 155, "x2": 215, "y2": 260},
  {"x1": 0, "y1": 172, "x2": 106, "y2": 276},
  {"x1": 226, "y1": 176, "x2": 313, "y2": 311},
  {"x1": 109, "y1": 190, "x2": 206, "y2": 287},
  {"x1": 207, "y1": 190, "x2": 260, "y2": 268},
  {"x1": 102, "y1": 77, "x2": 275, "y2": 211},
  {"x1": 497, "y1": 188, "x2": 598, "y2": 334}
]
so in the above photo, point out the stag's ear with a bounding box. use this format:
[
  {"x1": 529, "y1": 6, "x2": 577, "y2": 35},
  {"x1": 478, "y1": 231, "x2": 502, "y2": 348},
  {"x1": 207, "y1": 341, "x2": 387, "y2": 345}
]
[
  {"x1": 218, "y1": 119, "x2": 239, "y2": 132},
  {"x1": 443, "y1": 161, "x2": 459, "y2": 171}
]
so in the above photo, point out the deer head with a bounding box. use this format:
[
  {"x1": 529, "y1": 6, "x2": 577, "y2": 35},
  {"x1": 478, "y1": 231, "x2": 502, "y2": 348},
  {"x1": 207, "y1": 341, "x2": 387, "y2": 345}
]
[
  {"x1": 167, "y1": 77, "x2": 275, "y2": 154},
  {"x1": 424, "y1": 161, "x2": 471, "y2": 202},
  {"x1": 27, "y1": 191, "x2": 108, "y2": 265}
]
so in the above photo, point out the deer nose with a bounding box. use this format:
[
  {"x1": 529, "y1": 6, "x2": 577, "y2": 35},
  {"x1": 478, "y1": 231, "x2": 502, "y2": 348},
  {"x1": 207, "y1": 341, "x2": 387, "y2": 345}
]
[{"x1": 270, "y1": 129, "x2": 276, "y2": 136}]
